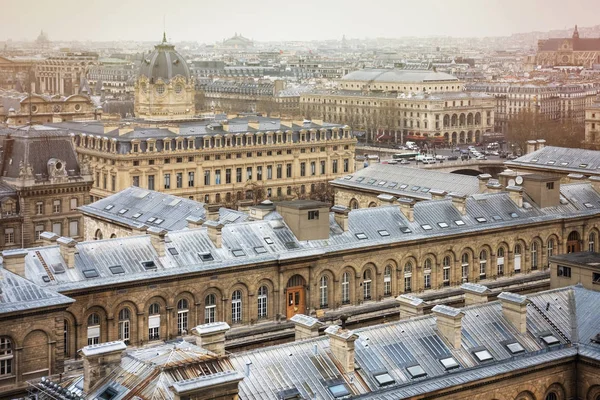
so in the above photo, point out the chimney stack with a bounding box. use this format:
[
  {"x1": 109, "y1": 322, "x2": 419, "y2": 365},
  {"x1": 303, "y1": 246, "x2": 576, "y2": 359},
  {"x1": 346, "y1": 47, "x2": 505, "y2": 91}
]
[
  {"x1": 57, "y1": 237, "x2": 77, "y2": 268},
  {"x1": 497, "y1": 292, "x2": 528, "y2": 334},
  {"x1": 396, "y1": 294, "x2": 425, "y2": 319},
  {"x1": 205, "y1": 220, "x2": 223, "y2": 248},
  {"x1": 461, "y1": 283, "x2": 491, "y2": 306},
  {"x1": 1, "y1": 249, "x2": 28, "y2": 277},
  {"x1": 398, "y1": 197, "x2": 415, "y2": 221},
  {"x1": 526, "y1": 140, "x2": 537, "y2": 154},
  {"x1": 536, "y1": 139, "x2": 546, "y2": 150},
  {"x1": 449, "y1": 193, "x2": 467, "y2": 215},
  {"x1": 567, "y1": 173, "x2": 585, "y2": 183},
  {"x1": 237, "y1": 199, "x2": 254, "y2": 213},
  {"x1": 497, "y1": 169, "x2": 517, "y2": 188},
  {"x1": 486, "y1": 181, "x2": 503, "y2": 194},
  {"x1": 170, "y1": 371, "x2": 244, "y2": 400},
  {"x1": 377, "y1": 194, "x2": 397, "y2": 205},
  {"x1": 192, "y1": 322, "x2": 230, "y2": 356},
  {"x1": 429, "y1": 189, "x2": 447, "y2": 200},
  {"x1": 80, "y1": 341, "x2": 127, "y2": 392},
  {"x1": 290, "y1": 314, "x2": 322, "y2": 341},
  {"x1": 331, "y1": 205, "x2": 350, "y2": 232},
  {"x1": 478, "y1": 174, "x2": 492, "y2": 193},
  {"x1": 147, "y1": 227, "x2": 167, "y2": 257},
  {"x1": 204, "y1": 204, "x2": 221, "y2": 221},
  {"x1": 506, "y1": 185, "x2": 523, "y2": 207},
  {"x1": 186, "y1": 216, "x2": 205, "y2": 229},
  {"x1": 432, "y1": 305, "x2": 464, "y2": 349},
  {"x1": 40, "y1": 231, "x2": 59, "y2": 246},
  {"x1": 325, "y1": 325, "x2": 359, "y2": 373}
]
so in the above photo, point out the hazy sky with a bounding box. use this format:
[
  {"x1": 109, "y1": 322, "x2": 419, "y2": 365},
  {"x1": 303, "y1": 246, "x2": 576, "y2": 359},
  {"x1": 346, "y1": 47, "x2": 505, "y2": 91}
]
[{"x1": 1, "y1": 0, "x2": 599, "y2": 43}]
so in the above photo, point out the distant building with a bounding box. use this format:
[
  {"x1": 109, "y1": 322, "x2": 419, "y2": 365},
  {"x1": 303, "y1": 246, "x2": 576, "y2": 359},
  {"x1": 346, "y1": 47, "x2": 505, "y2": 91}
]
[
  {"x1": 550, "y1": 251, "x2": 600, "y2": 291},
  {"x1": 221, "y1": 33, "x2": 254, "y2": 49},
  {"x1": 35, "y1": 52, "x2": 98, "y2": 96},
  {"x1": 0, "y1": 56, "x2": 36, "y2": 91},
  {"x1": 536, "y1": 25, "x2": 600, "y2": 68},
  {"x1": 585, "y1": 101, "x2": 600, "y2": 147}
]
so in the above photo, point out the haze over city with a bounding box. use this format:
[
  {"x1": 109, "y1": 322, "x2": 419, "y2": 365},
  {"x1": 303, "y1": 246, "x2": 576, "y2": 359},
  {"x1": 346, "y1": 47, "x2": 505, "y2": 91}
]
[{"x1": 1, "y1": 0, "x2": 600, "y2": 42}]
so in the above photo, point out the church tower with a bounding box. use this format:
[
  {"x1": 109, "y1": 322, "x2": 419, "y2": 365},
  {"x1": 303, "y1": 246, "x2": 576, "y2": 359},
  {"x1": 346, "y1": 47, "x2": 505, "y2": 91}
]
[
  {"x1": 573, "y1": 25, "x2": 580, "y2": 39},
  {"x1": 134, "y1": 33, "x2": 195, "y2": 120}
]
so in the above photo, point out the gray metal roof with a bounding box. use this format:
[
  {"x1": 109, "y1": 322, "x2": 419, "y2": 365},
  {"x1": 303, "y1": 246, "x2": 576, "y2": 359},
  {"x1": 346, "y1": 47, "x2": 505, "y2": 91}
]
[
  {"x1": 505, "y1": 146, "x2": 600, "y2": 175},
  {"x1": 341, "y1": 68, "x2": 459, "y2": 83},
  {"x1": 138, "y1": 40, "x2": 191, "y2": 83},
  {"x1": 331, "y1": 164, "x2": 480, "y2": 200}
]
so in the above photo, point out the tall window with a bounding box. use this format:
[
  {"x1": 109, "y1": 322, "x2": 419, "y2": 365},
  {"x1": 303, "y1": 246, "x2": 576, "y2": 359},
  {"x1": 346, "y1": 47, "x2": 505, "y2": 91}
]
[
  {"x1": 461, "y1": 253, "x2": 469, "y2": 282},
  {"x1": 236, "y1": 168, "x2": 242, "y2": 183},
  {"x1": 424, "y1": 258, "x2": 432, "y2": 289},
  {"x1": 514, "y1": 244, "x2": 522, "y2": 273},
  {"x1": 479, "y1": 250, "x2": 487, "y2": 278},
  {"x1": 204, "y1": 170, "x2": 211, "y2": 186},
  {"x1": 320, "y1": 160, "x2": 326, "y2": 174},
  {"x1": 404, "y1": 262, "x2": 412, "y2": 292},
  {"x1": 531, "y1": 242, "x2": 538, "y2": 270},
  {"x1": 147, "y1": 175, "x2": 155, "y2": 190},
  {"x1": 497, "y1": 247, "x2": 505, "y2": 276},
  {"x1": 53, "y1": 199, "x2": 61, "y2": 213},
  {"x1": 4, "y1": 228, "x2": 14, "y2": 245},
  {"x1": 205, "y1": 294, "x2": 216, "y2": 323},
  {"x1": 87, "y1": 313, "x2": 100, "y2": 345},
  {"x1": 118, "y1": 308, "x2": 130, "y2": 344},
  {"x1": 363, "y1": 270, "x2": 372, "y2": 300},
  {"x1": 231, "y1": 290, "x2": 242, "y2": 323},
  {"x1": 547, "y1": 239, "x2": 554, "y2": 261},
  {"x1": 148, "y1": 303, "x2": 160, "y2": 340},
  {"x1": 63, "y1": 321, "x2": 69, "y2": 357},
  {"x1": 286, "y1": 164, "x2": 292, "y2": 178},
  {"x1": 36, "y1": 201, "x2": 43, "y2": 215},
  {"x1": 177, "y1": 299, "x2": 189, "y2": 335},
  {"x1": 300, "y1": 162, "x2": 306, "y2": 177},
  {"x1": 226, "y1": 169, "x2": 232, "y2": 184},
  {"x1": 383, "y1": 265, "x2": 392, "y2": 296},
  {"x1": 176, "y1": 172, "x2": 183, "y2": 188},
  {"x1": 164, "y1": 173, "x2": 171, "y2": 189},
  {"x1": 188, "y1": 172, "x2": 195, "y2": 187},
  {"x1": 443, "y1": 256, "x2": 451, "y2": 286},
  {"x1": 246, "y1": 167, "x2": 253, "y2": 181},
  {"x1": 319, "y1": 276, "x2": 328, "y2": 308},
  {"x1": 70, "y1": 198, "x2": 78, "y2": 210},
  {"x1": 276, "y1": 164, "x2": 282, "y2": 179},
  {"x1": 258, "y1": 286, "x2": 268, "y2": 318},
  {"x1": 215, "y1": 170, "x2": 221, "y2": 184},
  {"x1": 343, "y1": 158, "x2": 349, "y2": 173},
  {"x1": 0, "y1": 337, "x2": 12, "y2": 376},
  {"x1": 589, "y1": 232, "x2": 596, "y2": 252},
  {"x1": 342, "y1": 272, "x2": 350, "y2": 304}
]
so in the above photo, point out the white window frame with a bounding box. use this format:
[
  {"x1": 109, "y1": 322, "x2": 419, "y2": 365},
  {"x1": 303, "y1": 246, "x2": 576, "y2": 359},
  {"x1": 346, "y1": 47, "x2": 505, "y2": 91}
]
[
  {"x1": 257, "y1": 286, "x2": 268, "y2": 318},
  {"x1": 0, "y1": 337, "x2": 13, "y2": 376},
  {"x1": 383, "y1": 266, "x2": 392, "y2": 296},
  {"x1": 319, "y1": 276, "x2": 328, "y2": 308},
  {"x1": 342, "y1": 272, "x2": 350, "y2": 304},
  {"x1": 231, "y1": 291, "x2": 242, "y2": 323}
]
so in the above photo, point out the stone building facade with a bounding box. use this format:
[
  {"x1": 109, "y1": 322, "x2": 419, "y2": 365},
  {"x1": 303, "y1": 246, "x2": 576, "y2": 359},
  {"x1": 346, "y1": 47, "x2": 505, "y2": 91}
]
[
  {"x1": 585, "y1": 101, "x2": 600, "y2": 147},
  {"x1": 1, "y1": 92, "x2": 101, "y2": 125},
  {"x1": 35, "y1": 52, "x2": 98, "y2": 96},
  {"x1": 535, "y1": 25, "x2": 600, "y2": 68}
]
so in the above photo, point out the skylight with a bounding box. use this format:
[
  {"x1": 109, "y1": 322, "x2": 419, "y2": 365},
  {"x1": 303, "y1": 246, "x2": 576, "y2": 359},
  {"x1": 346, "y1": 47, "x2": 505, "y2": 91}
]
[
  {"x1": 411, "y1": 186, "x2": 421, "y2": 191},
  {"x1": 388, "y1": 182, "x2": 398, "y2": 188},
  {"x1": 579, "y1": 164, "x2": 588, "y2": 168},
  {"x1": 400, "y1": 226, "x2": 412, "y2": 234},
  {"x1": 118, "y1": 208, "x2": 128, "y2": 215},
  {"x1": 141, "y1": 261, "x2": 156, "y2": 270},
  {"x1": 356, "y1": 177, "x2": 365, "y2": 182},
  {"x1": 378, "y1": 181, "x2": 387, "y2": 186},
  {"x1": 264, "y1": 237, "x2": 274, "y2": 245},
  {"x1": 530, "y1": 159, "x2": 538, "y2": 163},
  {"x1": 378, "y1": 230, "x2": 390, "y2": 237},
  {"x1": 475, "y1": 217, "x2": 487, "y2": 223},
  {"x1": 560, "y1": 162, "x2": 569, "y2": 166},
  {"x1": 439, "y1": 357, "x2": 459, "y2": 370},
  {"x1": 104, "y1": 204, "x2": 114, "y2": 210},
  {"x1": 406, "y1": 364, "x2": 427, "y2": 379},
  {"x1": 285, "y1": 242, "x2": 299, "y2": 249},
  {"x1": 368, "y1": 179, "x2": 377, "y2": 184},
  {"x1": 343, "y1": 175, "x2": 352, "y2": 180},
  {"x1": 374, "y1": 372, "x2": 395, "y2": 386},
  {"x1": 454, "y1": 220, "x2": 465, "y2": 226},
  {"x1": 154, "y1": 218, "x2": 164, "y2": 225},
  {"x1": 82, "y1": 269, "x2": 99, "y2": 278},
  {"x1": 584, "y1": 203, "x2": 595, "y2": 209},
  {"x1": 474, "y1": 350, "x2": 494, "y2": 362},
  {"x1": 168, "y1": 248, "x2": 179, "y2": 256},
  {"x1": 541, "y1": 334, "x2": 560, "y2": 346},
  {"x1": 510, "y1": 212, "x2": 519, "y2": 218},
  {"x1": 399, "y1": 184, "x2": 408, "y2": 189},
  {"x1": 147, "y1": 217, "x2": 156, "y2": 223},
  {"x1": 232, "y1": 249, "x2": 246, "y2": 257},
  {"x1": 506, "y1": 342, "x2": 525, "y2": 354},
  {"x1": 199, "y1": 252, "x2": 214, "y2": 261},
  {"x1": 109, "y1": 265, "x2": 125, "y2": 275},
  {"x1": 132, "y1": 213, "x2": 142, "y2": 219},
  {"x1": 421, "y1": 187, "x2": 430, "y2": 193},
  {"x1": 254, "y1": 246, "x2": 267, "y2": 254},
  {"x1": 328, "y1": 384, "x2": 350, "y2": 398},
  {"x1": 438, "y1": 222, "x2": 449, "y2": 228},
  {"x1": 421, "y1": 224, "x2": 433, "y2": 230},
  {"x1": 492, "y1": 215, "x2": 503, "y2": 221},
  {"x1": 355, "y1": 233, "x2": 368, "y2": 240},
  {"x1": 546, "y1": 161, "x2": 555, "y2": 165}
]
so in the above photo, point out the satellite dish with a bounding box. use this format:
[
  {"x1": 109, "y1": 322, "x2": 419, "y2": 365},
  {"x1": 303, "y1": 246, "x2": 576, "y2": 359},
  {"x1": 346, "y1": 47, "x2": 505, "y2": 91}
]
[
  {"x1": 508, "y1": 179, "x2": 516, "y2": 187},
  {"x1": 515, "y1": 176, "x2": 524, "y2": 185}
]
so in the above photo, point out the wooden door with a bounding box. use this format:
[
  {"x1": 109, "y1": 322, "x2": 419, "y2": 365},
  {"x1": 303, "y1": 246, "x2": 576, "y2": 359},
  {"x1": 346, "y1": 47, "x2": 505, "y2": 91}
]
[
  {"x1": 286, "y1": 286, "x2": 306, "y2": 319},
  {"x1": 567, "y1": 241, "x2": 579, "y2": 253}
]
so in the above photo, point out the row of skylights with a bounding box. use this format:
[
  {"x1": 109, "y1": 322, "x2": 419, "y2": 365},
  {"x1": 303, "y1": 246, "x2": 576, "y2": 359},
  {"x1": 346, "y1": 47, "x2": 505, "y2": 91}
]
[
  {"x1": 146, "y1": 217, "x2": 165, "y2": 225},
  {"x1": 109, "y1": 265, "x2": 125, "y2": 275},
  {"x1": 232, "y1": 249, "x2": 246, "y2": 257}
]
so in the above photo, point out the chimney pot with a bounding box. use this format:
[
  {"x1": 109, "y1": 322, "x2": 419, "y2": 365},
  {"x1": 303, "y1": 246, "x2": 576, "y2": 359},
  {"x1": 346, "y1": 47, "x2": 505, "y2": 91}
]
[
  {"x1": 204, "y1": 204, "x2": 221, "y2": 221},
  {"x1": 57, "y1": 236, "x2": 77, "y2": 268},
  {"x1": 429, "y1": 189, "x2": 447, "y2": 200},
  {"x1": 449, "y1": 192, "x2": 467, "y2": 215},
  {"x1": 147, "y1": 227, "x2": 168, "y2": 257},
  {"x1": 398, "y1": 197, "x2": 416, "y2": 221},
  {"x1": 478, "y1": 174, "x2": 492, "y2": 193},
  {"x1": 205, "y1": 220, "x2": 224, "y2": 248},
  {"x1": 1, "y1": 249, "x2": 28, "y2": 277},
  {"x1": 331, "y1": 205, "x2": 350, "y2": 232}
]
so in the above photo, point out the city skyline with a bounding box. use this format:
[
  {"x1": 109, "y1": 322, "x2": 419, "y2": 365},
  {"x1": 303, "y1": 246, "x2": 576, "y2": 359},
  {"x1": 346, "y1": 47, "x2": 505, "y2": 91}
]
[{"x1": 1, "y1": 0, "x2": 599, "y2": 43}]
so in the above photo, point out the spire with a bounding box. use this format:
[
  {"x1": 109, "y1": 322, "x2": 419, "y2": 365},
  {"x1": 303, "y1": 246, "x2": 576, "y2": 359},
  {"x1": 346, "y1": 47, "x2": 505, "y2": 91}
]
[
  {"x1": 162, "y1": 31, "x2": 167, "y2": 43},
  {"x1": 573, "y1": 25, "x2": 579, "y2": 39}
]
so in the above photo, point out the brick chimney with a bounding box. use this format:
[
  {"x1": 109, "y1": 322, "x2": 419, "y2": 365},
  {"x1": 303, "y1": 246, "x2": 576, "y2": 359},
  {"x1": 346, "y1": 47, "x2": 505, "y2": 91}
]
[
  {"x1": 192, "y1": 322, "x2": 230, "y2": 356},
  {"x1": 396, "y1": 294, "x2": 425, "y2": 319},
  {"x1": 204, "y1": 204, "x2": 221, "y2": 221},
  {"x1": 290, "y1": 314, "x2": 322, "y2": 341},
  {"x1": 1, "y1": 249, "x2": 28, "y2": 277},
  {"x1": 506, "y1": 185, "x2": 523, "y2": 207},
  {"x1": 429, "y1": 189, "x2": 447, "y2": 200},
  {"x1": 477, "y1": 174, "x2": 492, "y2": 193},
  {"x1": 40, "y1": 231, "x2": 59, "y2": 246},
  {"x1": 398, "y1": 197, "x2": 415, "y2": 222},
  {"x1": 432, "y1": 305, "x2": 464, "y2": 349},
  {"x1": 205, "y1": 220, "x2": 223, "y2": 248},
  {"x1": 331, "y1": 205, "x2": 350, "y2": 232},
  {"x1": 57, "y1": 237, "x2": 77, "y2": 268},
  {"x1": 325, "y1": 325, "x2": 359, "y2": 373},
  {"x1": 497, "y1": 292, "x2": 528, "y2": 334},
  {"x1": 449, "y1": 193, "x2": 467, "y2": 215},
  {"x1": 80, "y1": 341, "x2": 127, "y2": 392},
  {"x1": 170, "y1": 370, "x2": 244, "y2": 400},
  {"x1": 147, "y1": 227, "x2": 167, "y2": 257},
  {"x1": 461, "y1": 282, "x2": 491, "y2": 306}
]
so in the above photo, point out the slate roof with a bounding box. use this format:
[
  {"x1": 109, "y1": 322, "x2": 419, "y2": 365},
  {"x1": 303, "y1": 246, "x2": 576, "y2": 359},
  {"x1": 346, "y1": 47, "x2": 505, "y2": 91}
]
[
  {"x1": 330, "y1": 164, "x2": 480, "y2": 200},
  {"x1": 505, "y1": 146, "x2": 600, "y2": 175},
  {"x1": 341, "y1": 68, "x2": 459, "y2": 83},
  {"x1": 138, "y1": 39, "x2": 191, "y2": 83},
  {"x1": 229, "y1": 286, "x2": 600, "y2": 400}
]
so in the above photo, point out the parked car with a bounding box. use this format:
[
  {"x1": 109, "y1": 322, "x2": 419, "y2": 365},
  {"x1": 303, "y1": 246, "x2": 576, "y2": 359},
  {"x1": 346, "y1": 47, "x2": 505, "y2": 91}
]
[
  {"x1": 489, "y1": 151, "x2": 499, "y2": 156},
  {"x1": 421, "y1": 156, "x2": 436, "y2": 164},
  {"x1": 435, "y1": 154, "x2": 447, "y2": 160},
  {"x1": 507, "y1": 154, "x2": 518, "y2": 160},
  {"x1": 475, "y1": 155, "x2": 487, "y2": 160},
  {"x1": 447, "y1": 155, "x2": 459, "y2": 161},
  {"x1": 399, "y1": 159, "x2": 410, "y2": 165}
]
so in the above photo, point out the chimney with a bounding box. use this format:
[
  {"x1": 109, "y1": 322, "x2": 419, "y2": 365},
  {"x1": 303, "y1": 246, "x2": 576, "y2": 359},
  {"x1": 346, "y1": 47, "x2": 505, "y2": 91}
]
[
  {"x1": 477, "y1": 174, "x2": 492, "y2": 193},
  {"x1": 526, "y1": 140, "x2": 537, "y2": 154},
  {"x1": 506, "y1": 185, "x2": 523, "y2": 207},
  {"x1": 148, "y1": 227, "x2": 167, "y2": 257},
  {"x1": 497, "y1": 292, "x2": 528, "y2": 334},
  {"x1": 248, "y1": 200, "x2": 276, "y2": 220},
  {"x1": 567, "y1": 173, "x2": 585, "y2": 183},
  {"x1": 429, "y1": 189, "x2": 447, "y2": 200},
  {"x1": 237, "y1": 199, "x2": 254, "y2": 213},
  {"x1": 40, "y1": 231, "x2": 59, "y2": 246},
  {"x1": 589, "y1": 176, "x2": 600, "y2": 193},
  {"x1": 461, "y1": 283, "x2": 491, "y2": 306},
  {"x1": 536, "y1": 139, "x2": 546, "y2": 150},
  {"x1": 486, "y1": 181, "x2": 503, "y2": 194},
  {"x1": 396, "y1": 294, "x2": 425, "y2": 319},
  {"x1": 205, "y1": 220, "x2": 223, "y2": 248},
  {"x1": 497, "y1": 169, "x2": 517, "y2": 188},
  {"x1": 170, "y1": 370, "x2": 244, "y2": 400},
  {"x1": 325, "y1": 325, "x2": 359, "y2": 373},
  {"x1": 398, "y1": 197, "x2": 415, "y2": 222},
  {"x1": 1, "y1": 249, "x2": 28, "y2": 277},
  {"x1": 192, "y1": 322, "x2": 230, "y2": 356},
  {"x1": 131, "y1": 223, "x2": 148, "y2": 236},
  {"x1": 449, "y1": 192, "x2": 467, "y2": 215},
  {"x1": 377, "y1": 193, "x2": 397, "y2": 205},
  {"x1": 57, "y1": 237, "x2": 77, "y2": 268},
  {"x1": 331, "y1": 205, "x2": 350, "y2": 232},
  {"x1": 186, "y1": 216, "x2": 205, "y2": 229},
  {"x1": 290, "y1": 314, "x2": 322, "y2": 341},
  {"x1": 432, "y1": 305, "x2": 464, "y2": 349},
  {"x1": 204, "y1": 204, "x2": 221, "y2": 221},
  {"x1": 80, "y1": 341, "x2": 127, "y2": 392}
]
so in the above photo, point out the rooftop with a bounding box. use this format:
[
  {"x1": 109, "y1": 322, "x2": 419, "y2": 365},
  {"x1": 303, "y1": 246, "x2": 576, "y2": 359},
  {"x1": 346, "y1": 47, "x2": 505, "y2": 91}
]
[
  {"x1": 505, "y1": 146, "x2": 600, "y2": 175},
  {"x1": 341, "y1": 68, "x2": 459, "y2": 83},
  {"x1": 549, "y1": 251, "x2": 600, "y2": 269}
]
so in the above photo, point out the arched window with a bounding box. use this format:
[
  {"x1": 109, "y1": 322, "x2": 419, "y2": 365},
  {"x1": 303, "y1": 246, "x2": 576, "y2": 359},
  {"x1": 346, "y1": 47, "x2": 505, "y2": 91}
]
[
  {"x1": 205, "y1": 294, "x2": 217, "y2": 324},
  {"x1": 442, "y1": 256, "x2": 451, "y2": 286},
  {"x1": 589, "y1": 232, "x2": 596, "y2": 252},
  {"x1": 118, "y1": 308, "x2": 131, "y2": 344},
  {"x1": 545, "y1": 393, "x2": 558, "y2": 400},
  {"x1": 177, "y1": 299, "x2": 189, "y2": 335},
  {"x1": 461, "y1": 253, "x2": 469, "y2": 282},
  {"x1": 404, "y1": 262, "x2": 413, "y2": 292},
  {"x1": 0, "y1": 337, "x2": 13, "y2": 376},
  {"x1": 319, "y1": 276, "x2": 329, "y2": 308},
  {"x1": 514, "y1": 244, "x2": 522, "y2": 273},
  {"x1": 547, "y1": 238, "x2": 554, "y2": 260},
  {"x1": 531, "y1": 242, "x2": 538, "y2": 270},
  {"x1": 342, "y1": 272, "x2": 350, "y2": 304},
  {"x1": 148, "y1": 303, "x2": 160, "y2": 340},
  {"x1": 349, "y1": 199, "x2": 359, "y2": 210},
  {"x1": 94, "y1": 229, "x2": 103, "y2": 240},
  {"x1": 64, "y1": 321, "x2": 69, "y2": 357},
  {"x1": 257, "y1": 286, "x2": 268, "y2": 318},
  {"x1": 384, "y1": 265, "x2": 392, "y2": 296},
  {"x1": 363, "y1": 270, "x2": 372, "y2": 300},
  {"x1": 231, "y1": 290, "x2": 242, "y2": 323},
  {"x1": 87, "y1": 313, "x2": 100, "y2": 345},
  {"x1": 423, "y1": 259, "x2": 432, "y2": 289},
  {"x1": 479, "y1": 250, "x2": 487, "y2": 278},
  {"x1": 497, "y1": 247, "x2": 505, "y2": 276}
]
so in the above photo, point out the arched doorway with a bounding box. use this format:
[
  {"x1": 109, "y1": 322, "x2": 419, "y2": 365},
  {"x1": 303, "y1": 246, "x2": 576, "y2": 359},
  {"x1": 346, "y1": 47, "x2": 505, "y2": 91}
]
[
  {"x1": 567, "y1": 231, "x2": 580, "y2": 253},
  {"x1": 286, "y1": 275, "x2": 307, "y2": 319}
]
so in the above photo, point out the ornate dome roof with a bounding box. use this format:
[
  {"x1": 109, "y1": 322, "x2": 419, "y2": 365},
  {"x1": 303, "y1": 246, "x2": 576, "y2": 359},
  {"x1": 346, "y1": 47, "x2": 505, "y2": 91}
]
[{"x1": 139, "y1": 33, "x2": 191, "y2": 83}]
